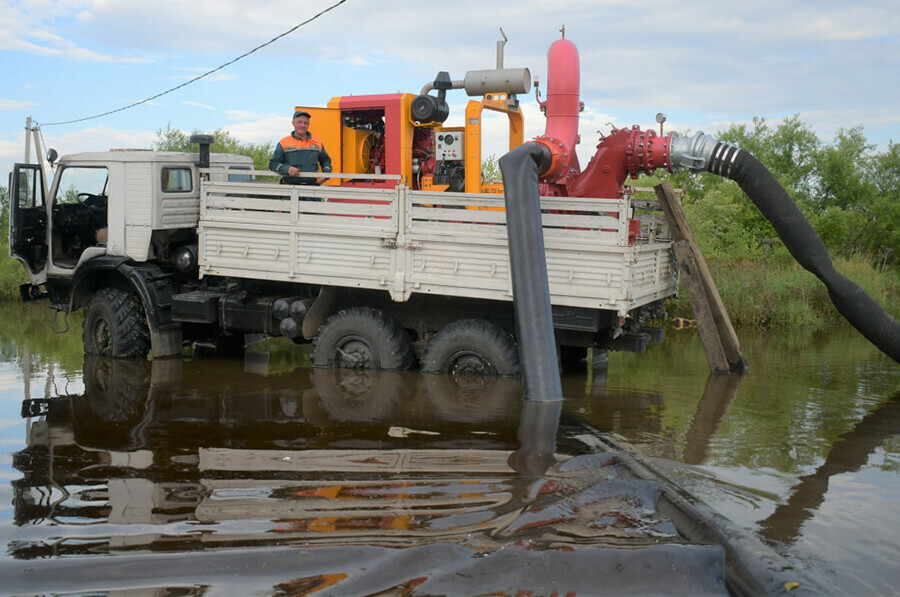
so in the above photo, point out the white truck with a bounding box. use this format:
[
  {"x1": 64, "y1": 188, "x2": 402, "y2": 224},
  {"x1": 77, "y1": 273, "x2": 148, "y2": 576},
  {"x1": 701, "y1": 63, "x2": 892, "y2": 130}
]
[{"x1": 9, "y1": 137, "x2": 676, "y2": 372}]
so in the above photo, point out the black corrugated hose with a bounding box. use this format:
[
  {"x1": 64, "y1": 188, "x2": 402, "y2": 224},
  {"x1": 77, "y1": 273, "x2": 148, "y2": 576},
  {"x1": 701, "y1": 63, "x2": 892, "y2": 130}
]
[
  {"x1": 709, "y1": 143, "x2": 900, "y2": 363},
  {"x1": 499, "y1": 144, "x2": 564, "y2": 402}
]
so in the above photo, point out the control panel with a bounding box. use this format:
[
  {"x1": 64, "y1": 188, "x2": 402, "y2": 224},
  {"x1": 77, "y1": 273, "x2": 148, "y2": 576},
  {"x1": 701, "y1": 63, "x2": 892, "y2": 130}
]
[{"x1": 435, "y1": 131, "x2": 464, "y2": 161}]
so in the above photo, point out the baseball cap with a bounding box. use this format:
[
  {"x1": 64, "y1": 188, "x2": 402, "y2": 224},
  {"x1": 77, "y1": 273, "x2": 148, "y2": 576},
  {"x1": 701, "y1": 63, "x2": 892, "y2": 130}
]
[{"x1": 293, "y1": 110, "x2": 312, "y2": 119}]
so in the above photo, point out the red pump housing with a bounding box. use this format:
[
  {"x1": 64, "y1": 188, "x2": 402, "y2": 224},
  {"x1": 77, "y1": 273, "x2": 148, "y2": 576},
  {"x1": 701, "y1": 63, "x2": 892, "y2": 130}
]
[
  {"x1": 534, "y1": 34, "x2": 674, "y2": 198},
  {"x1": 568, "y1": 126, "x2": 673, "y2": 198}
]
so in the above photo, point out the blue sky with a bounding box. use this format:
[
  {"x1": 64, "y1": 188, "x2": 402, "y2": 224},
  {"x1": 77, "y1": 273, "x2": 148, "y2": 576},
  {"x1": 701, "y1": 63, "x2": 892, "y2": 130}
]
[{"x1": 2, "y1": 0, "x2": 898, "y2": 180}]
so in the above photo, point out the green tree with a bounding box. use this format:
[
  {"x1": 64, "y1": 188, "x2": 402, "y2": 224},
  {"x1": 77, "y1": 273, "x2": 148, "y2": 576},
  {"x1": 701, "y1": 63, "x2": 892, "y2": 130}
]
[
  {"x1": 808, "y1": 127, "x2": 900, "y2": 264},
  {"x1": 154, "y1": 124, "x2": 273, "y2": 171},
  {"x1": 482, "y1": 153, "x2": 502, "y2": 183},
  {"x1": 720, "y1": 116, "x2": 819, "y2": 199},
  {"x1": 862, "y1": 141, "x2": 900, "y2": 270},
  {"x1": 647, "y1": 116, "x2": 900, "y2": 269},
  {"x1": 713, "y1": 117, "x2": 821, "y2": 249},
  {"x1": 812, "y1": 126, "x2": 874, "y2": 212}
]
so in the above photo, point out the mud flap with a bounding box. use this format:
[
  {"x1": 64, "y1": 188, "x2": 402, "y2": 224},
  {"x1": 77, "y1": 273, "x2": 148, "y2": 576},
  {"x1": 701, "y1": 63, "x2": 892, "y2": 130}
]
[
  {"x1": 151, "y1": 326, "x2": 183, "y2": 359},
  {"x1": 302, "y1": 286, "x2": 339, "y2": 340}
]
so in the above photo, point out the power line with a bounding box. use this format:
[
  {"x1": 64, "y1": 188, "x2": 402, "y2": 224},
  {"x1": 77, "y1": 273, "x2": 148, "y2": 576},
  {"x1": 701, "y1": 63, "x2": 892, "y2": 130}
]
[{"x1": 40, "y1": 0, "x2": 348, "y2": 127}]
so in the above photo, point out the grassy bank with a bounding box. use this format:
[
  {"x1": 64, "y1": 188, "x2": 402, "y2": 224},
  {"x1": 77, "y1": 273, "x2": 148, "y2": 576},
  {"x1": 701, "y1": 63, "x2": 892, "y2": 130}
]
[
  {"x1": 665, "y1": 252, "x2": 900, "y2": 330},
  {"x1": 0, "y1": 254, "x2": 25, "y2": 301}
]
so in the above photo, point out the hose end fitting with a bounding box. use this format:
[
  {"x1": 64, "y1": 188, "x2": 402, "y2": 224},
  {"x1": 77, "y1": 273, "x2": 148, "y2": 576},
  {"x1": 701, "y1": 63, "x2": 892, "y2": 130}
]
[
  {"x1": 530, "y1": 138, "x2": 561, "y2": 179},
  {"x1": 670, "y1": 132, "x2": 721, "y2": 173}
]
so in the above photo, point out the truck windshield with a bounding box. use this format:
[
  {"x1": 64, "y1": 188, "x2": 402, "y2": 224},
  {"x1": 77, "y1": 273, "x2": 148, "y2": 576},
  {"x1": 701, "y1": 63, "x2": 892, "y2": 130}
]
[{"x1": 55, "y1": 166, "x2": 108, "y2": 203}]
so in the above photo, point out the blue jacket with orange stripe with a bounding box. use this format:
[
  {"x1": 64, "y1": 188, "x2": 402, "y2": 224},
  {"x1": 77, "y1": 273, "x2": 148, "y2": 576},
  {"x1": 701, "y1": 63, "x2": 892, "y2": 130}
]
[{"x1": 269, "y1": 131, "x2": 333, "y2": 179}]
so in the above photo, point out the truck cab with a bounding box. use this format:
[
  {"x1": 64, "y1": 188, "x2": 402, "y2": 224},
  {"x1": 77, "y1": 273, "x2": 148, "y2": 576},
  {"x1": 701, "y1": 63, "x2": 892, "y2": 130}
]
[{"x1": 10, "y1": 151, "x2": 254, "y2": 305}]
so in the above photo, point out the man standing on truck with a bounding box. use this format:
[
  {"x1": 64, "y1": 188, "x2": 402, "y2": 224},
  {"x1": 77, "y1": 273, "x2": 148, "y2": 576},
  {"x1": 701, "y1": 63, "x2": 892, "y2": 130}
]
[{"x1": 269, "y1": 110, "x2": 333, "y2": 184}]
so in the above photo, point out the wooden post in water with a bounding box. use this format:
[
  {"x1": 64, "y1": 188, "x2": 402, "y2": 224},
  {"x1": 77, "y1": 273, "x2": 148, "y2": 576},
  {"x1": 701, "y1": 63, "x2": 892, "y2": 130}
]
[{"x1": 655, "y1": 182, "x2": 748, "y2": 374}]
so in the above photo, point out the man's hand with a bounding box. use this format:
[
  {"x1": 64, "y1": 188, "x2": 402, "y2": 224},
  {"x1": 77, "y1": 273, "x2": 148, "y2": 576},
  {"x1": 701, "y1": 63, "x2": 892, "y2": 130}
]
[{"x1": 288, "y1": 166, "x2": 301, "y2": 177}]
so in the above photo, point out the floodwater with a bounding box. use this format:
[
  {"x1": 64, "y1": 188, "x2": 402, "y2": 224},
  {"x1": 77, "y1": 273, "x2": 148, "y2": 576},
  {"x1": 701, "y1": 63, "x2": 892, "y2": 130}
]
[{"x1": 1, "y1": 302, "x2": 898, "y2": 595}]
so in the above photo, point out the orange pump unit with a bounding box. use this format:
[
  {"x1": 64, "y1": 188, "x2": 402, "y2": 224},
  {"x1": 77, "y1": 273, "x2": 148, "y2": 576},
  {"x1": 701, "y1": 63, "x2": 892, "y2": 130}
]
[{"x1": 294, "y1": 60, "x2": 529, "y2": 193}]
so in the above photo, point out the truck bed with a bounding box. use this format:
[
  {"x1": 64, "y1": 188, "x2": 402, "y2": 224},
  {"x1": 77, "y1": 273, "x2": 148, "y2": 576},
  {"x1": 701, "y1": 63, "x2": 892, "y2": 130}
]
[{"x1": 197, "y1": 179, "x2": 676, "y2": 317}]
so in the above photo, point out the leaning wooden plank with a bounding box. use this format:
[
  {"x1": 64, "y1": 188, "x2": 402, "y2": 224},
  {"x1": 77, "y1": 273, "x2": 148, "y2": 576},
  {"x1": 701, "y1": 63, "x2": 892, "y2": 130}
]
[
  {"x1": 656, "y1": 183, "x2": 747, "y2": 371},
  {"x1": 672, "y1": 240, "x2": 731, "y2": 374}
]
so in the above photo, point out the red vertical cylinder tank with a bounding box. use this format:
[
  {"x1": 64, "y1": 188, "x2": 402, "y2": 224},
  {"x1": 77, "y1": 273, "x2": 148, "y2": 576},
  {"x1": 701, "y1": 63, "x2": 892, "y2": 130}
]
[{"x1": 536, "y1": 36, "x2": 582, "y2": 183}]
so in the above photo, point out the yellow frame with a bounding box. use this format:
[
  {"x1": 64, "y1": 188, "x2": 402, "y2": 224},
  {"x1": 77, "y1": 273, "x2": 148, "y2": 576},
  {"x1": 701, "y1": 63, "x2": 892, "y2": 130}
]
[{"x1": 463, "y1": 93, "x2": 524, "y2": 193}]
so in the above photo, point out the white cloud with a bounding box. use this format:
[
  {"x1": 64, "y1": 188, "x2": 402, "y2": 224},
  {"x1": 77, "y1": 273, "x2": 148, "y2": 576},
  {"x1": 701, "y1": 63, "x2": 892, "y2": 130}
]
[
  {"x1": 202, "y1": 73, "x2": 237, "y2": 82},
  {"x1": 0, "y1": 138, "x2": 24, "y2": 163},
  {"x1": 182, "y1": 101, "x2": 215, "y2": 111},
  {"x1": 37, "y1": 125, "x2": 158, "y2": 157},
  {"x1": 345, "y1": 54, "x2": 373, "y2": 67},
  {"x1": 0, "y1": 99, "x2": 38, "y2": 111},
  {"x1": 5, "y1": 1, "x2": 898, "y2": 69},
  {"x1": 0, "y1": 24, "x2": 148, "y2": 63},
  {"x1": 0, "y1": 417, "x2": 24, "y2": 430},
  {"x1": 0, "y1": 0, "x2": 149, "y2": 62},
  {"x1": 800, "y1": 11, "x2": 896, "y2": 41},
  {"x1": 224, "y1": 109, "x2": 264, "y2": 121},
  {"x1": 224, "y1": 113, "x2": 288, "y2": 145},
  {"x1": 318, "y1": 45, "x2": 374, "y2": 67}
]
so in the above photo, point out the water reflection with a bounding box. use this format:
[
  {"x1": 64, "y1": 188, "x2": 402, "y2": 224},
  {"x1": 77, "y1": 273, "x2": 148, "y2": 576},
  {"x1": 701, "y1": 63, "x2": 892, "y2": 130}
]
[
  {"x1": 509, "y1": 401, "x2": 562, "y2": 477},
  {"x1": 758, "y1": 392, "x2": 900, "y2": 545},
  {"x1": 561, "y1": 373, "x2": 669, "y2": 457},
  {"x1": 10, "y1": 353, "x2": 746, "y2": 595},
  {"x1": 683, "y1": 373, "x2": 744, "y2": 465},
  {"x1": 7, "y1": 322, "x2": 896, "y2": 595}
]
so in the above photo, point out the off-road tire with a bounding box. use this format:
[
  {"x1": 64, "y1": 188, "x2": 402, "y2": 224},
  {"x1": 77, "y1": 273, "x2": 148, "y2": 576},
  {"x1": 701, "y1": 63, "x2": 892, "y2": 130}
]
[
  {"x1": 420, "y1": 319, "x2": 520, "y2": 376},
  {"x1": 311, "y1": 307, "x2": 414, "y2": 371},
  {"x1": 83, "y1": 286, "x2": 151, "y2": 358}
]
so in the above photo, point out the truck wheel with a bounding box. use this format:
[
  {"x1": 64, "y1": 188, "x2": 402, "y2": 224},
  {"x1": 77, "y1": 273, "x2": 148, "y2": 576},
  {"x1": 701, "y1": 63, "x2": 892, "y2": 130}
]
[
  {"x1": 420, "y1": 319, "x2": 520, "y2": 376},
  {"x1": 311, "y1": 307, "x2": 414, "y2": 371},
  {"x1": 83, "y1": 287, "x2": 151, "y2": 358}
]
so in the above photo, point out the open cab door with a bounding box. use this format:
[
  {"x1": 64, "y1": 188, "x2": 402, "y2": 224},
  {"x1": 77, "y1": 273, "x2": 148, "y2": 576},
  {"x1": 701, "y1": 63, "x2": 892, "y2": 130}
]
[{"x1": 9, "y1": 163, "x2": 49, "y2": 298}]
